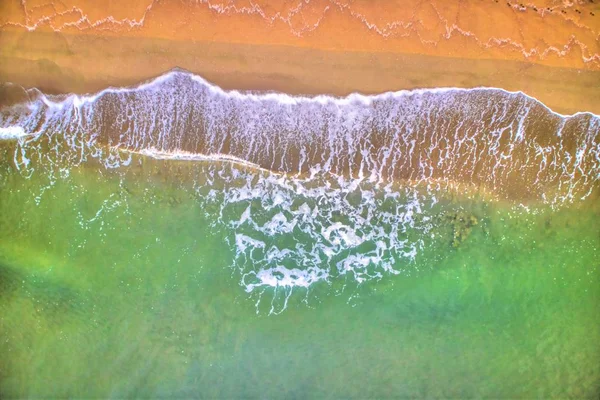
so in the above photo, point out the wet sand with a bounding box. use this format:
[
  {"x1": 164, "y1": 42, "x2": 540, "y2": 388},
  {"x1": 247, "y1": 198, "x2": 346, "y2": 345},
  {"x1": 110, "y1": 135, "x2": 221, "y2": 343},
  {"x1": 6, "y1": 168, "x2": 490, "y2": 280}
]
[{"x1": 1, "y1": 31, "x2": 599, "y2": 115}]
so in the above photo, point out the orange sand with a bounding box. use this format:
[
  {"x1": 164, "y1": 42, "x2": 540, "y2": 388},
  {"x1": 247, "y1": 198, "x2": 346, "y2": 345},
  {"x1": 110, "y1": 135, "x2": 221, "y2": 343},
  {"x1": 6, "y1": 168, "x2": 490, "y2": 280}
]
[{"x1": 1, "y1": 0, "x2": 599, "y2": 113}]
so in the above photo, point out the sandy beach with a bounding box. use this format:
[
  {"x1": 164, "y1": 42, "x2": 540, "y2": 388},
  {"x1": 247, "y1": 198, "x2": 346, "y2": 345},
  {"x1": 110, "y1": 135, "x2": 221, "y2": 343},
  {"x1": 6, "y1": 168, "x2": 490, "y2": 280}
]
[
  {"x1": 2, "y1": 2, "x2": 600, "y2": 398},
  {"x1": 1, "y1": 0, "x2": 599, "y2": 114}
]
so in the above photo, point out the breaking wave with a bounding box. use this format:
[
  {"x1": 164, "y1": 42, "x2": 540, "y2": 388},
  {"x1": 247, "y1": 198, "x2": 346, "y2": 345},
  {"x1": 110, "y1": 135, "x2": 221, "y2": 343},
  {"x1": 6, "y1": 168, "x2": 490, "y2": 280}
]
[
  {"x1": 1, "y1": 70, "x2": 599, "y2": 313},
  {"x1": 2, "y1": 69, "x2": 599, "y2": 203}
]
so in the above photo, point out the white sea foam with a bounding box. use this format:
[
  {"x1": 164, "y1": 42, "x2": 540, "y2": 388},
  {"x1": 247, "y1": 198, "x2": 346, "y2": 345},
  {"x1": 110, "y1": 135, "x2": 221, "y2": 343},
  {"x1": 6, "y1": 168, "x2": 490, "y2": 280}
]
[
  {"x1": 3, "y1": 69, "x2": 596, "y2": 119},
  {"x1": 203, "y1": 161, "x2": 436, "y2": 313},
  {"x1": 0, "y1": 126, "x2": 29, "y2": 140},
  {"x1": 133, "y1": 148, "x2": 264, "y2": 170}
]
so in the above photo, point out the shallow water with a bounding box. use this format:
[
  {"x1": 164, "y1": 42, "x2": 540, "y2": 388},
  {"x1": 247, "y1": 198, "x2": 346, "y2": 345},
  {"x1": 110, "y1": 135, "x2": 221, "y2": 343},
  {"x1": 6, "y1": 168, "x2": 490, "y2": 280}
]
[{"x1": 0, "y1": 75, "x2": 599, "y2": 398}]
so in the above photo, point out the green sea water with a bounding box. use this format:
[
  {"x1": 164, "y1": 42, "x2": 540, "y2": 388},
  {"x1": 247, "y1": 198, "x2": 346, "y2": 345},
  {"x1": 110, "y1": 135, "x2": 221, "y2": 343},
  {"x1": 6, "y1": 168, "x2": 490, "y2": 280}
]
[
  {"x1": 1, "y1": 73, "x2": 600, "y2": 398},
  {"x1": 1, "y1": 143, "x2": 599, "y2": 398}
]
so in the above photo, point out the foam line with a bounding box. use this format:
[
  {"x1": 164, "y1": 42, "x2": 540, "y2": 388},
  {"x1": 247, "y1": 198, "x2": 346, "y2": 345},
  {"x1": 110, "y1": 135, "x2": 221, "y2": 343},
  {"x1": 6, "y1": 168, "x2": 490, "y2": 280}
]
[
  {"x1": 131, "y1": 148, "x2": 265, "y2": 170},
  {"x1": 6, "y1": 68, "x2": 597, "y2": 119}
]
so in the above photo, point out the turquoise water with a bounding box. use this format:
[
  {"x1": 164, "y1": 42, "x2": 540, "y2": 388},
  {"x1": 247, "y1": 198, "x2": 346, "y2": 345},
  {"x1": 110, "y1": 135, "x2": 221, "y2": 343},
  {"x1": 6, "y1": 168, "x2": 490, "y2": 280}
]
[{"x1": 0, "y1": 73, "x2": 599, "y2": 397}]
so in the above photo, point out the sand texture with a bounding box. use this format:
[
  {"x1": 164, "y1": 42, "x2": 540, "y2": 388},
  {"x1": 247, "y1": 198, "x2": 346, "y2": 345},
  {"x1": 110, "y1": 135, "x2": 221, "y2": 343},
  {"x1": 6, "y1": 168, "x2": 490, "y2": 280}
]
[{"x1": 1, "y1": 0, "x2": 599, "y2": 113}]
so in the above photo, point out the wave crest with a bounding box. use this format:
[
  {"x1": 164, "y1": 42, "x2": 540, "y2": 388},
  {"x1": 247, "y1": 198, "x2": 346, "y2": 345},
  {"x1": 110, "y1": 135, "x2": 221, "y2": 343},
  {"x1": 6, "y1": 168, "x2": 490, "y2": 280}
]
[{"x1": 2, "y1": 70, "x2": 598, "y2": 204}]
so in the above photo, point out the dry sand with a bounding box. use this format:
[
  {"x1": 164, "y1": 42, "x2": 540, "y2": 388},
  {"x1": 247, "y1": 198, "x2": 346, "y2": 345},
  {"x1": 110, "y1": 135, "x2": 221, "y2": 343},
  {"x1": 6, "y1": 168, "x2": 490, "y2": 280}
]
[{"x1": 1, "y1": 0, "x2": 599, "y2": 114}]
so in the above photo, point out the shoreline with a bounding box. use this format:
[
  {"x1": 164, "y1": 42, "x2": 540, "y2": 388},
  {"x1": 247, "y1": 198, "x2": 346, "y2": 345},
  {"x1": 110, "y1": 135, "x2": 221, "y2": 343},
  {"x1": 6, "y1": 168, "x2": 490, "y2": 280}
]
[
  {"x1": 1, "y1": 31, "x2": 600, "y2": 115},
  {"x1": 3, "y1": 67, "x2": 599, "y2": 119}
]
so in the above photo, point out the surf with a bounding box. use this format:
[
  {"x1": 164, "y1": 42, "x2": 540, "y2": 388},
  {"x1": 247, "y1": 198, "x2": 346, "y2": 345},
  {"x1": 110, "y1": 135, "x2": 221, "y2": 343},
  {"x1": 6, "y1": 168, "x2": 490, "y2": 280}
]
[{"x1": 1, "y1": 69, "x2": 598, "y2": 205}]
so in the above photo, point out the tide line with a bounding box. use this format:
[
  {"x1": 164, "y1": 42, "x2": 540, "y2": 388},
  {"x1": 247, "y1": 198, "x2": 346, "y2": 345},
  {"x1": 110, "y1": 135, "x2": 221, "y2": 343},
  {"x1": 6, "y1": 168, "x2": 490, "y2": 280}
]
[{"x1": 7, "y1": 68, "x2": 599, "y2": 121}]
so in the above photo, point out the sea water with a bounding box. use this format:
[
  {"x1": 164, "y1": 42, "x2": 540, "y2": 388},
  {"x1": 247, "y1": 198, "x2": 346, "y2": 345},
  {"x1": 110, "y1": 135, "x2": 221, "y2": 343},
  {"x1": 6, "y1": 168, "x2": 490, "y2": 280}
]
[{"x1": 0, "y1": 71, "x2": 599, "y2": 397}]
